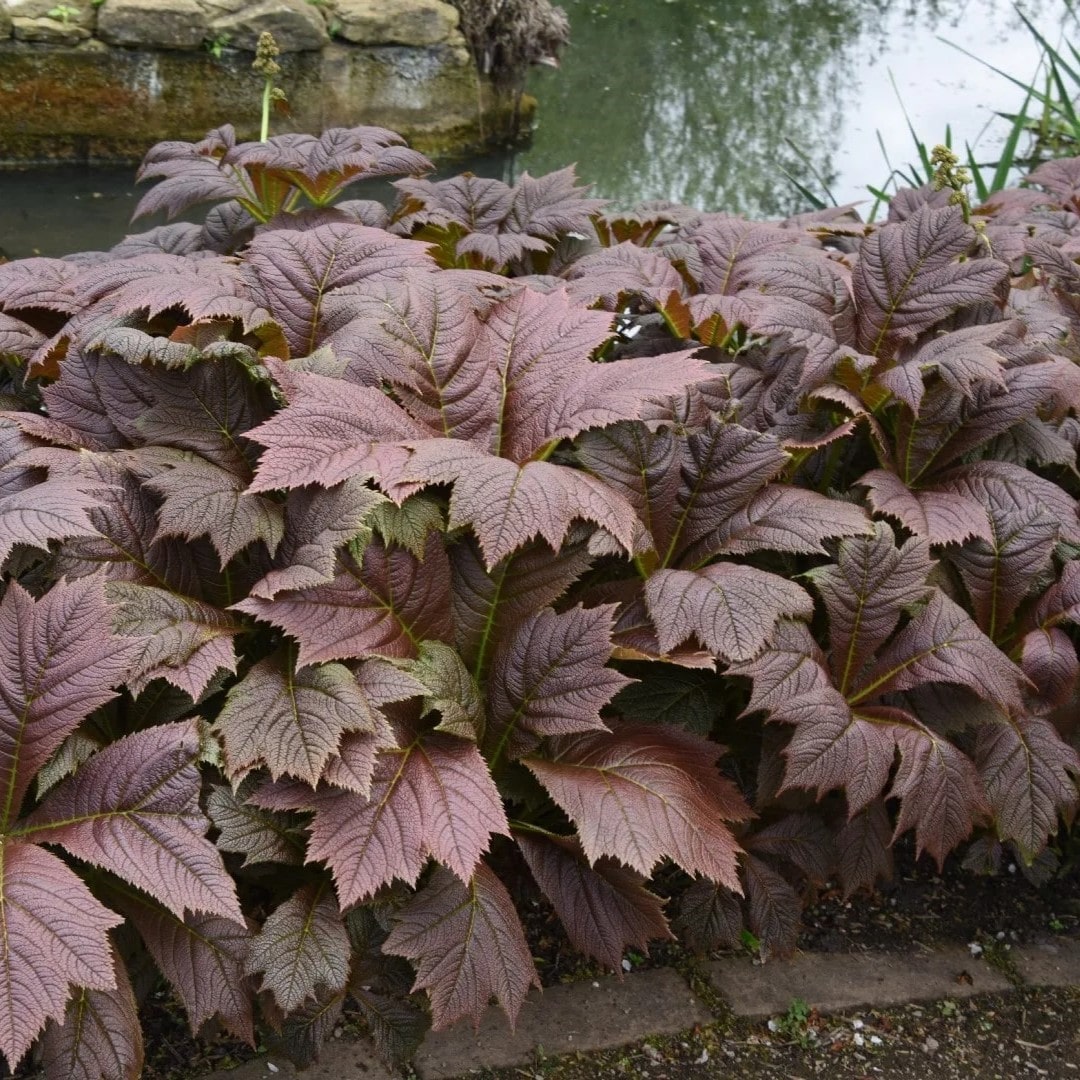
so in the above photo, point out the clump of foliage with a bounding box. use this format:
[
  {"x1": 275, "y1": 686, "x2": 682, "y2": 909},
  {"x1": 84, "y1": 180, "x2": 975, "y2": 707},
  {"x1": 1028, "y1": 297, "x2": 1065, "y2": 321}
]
[
  {"x1": 0, "y1": 121, "x2": 1077, "y2": 1079},
  {"x1": 452, "y1": 0, "x2": 570, "y2": 89}
]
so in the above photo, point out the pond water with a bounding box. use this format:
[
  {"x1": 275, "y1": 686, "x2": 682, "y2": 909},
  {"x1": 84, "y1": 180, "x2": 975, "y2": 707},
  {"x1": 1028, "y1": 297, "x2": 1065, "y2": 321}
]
[{"x1": 0, "y1": 0, "x2": 1073, "y2": 259}]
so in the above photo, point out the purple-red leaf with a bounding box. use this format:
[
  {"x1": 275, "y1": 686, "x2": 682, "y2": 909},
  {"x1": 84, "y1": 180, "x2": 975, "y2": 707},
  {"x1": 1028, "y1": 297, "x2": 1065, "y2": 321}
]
[
  {"x1": 0, "y1": 475, "x2": 105, "y2": 567},
  {"x1": 0, "y1": 579, "x2": 139, "y2": 829},
  {"x1": 486, "y1": 605, "x2": 629, "y2": 759},
  {"x1": 673, "y1": 877, "x2": 743, "y2": 953},
  {"x1": 39, "y1": 943, "x2": 143, "y2": 1080},
  {"x1": 859, "y1": 469, "x2": 992, "y2": 546},
  {"x1": 120, "y1": 897, "x2": 254, "y2": 1044},
  {"x1": 852, "y1": 591, "x2": 1028, "y2": 711},
  {"x1": 645, "y1": 564, "x2": 813, "y2": 663},
  {"x1": 405, "y1": 441, "x2": 641, "y2": 568},
  {"x1": 888, "y1": 713, "x2": 988, "y2": 864},
  {"x1": 235, "y1": 535, "x2": 453, "y2": 666},
  {"x1": 244, "y1": 222, "x2": 433, "y2": 356},
  {"x1": 976, "y1": 714, "x2": 1080, "y2": 862},
  {"x1": 853, "y1": 205, "x2": 1009, "y2": 356},
  {"x1": 246, "y1": 365, "x2": 423, "y2": 493},
  {"x1": 144, "y1": 449, "x2": 284, "y2": 566},
  {"x1": 286, "y1": 734, "x2": 508, "y2": 906},
  {"x1": 24, "y1": 721, "x2": 243, "y2": 924},
  {"x1": 384, "y1": 863, "x2": 539, "y2": 1030},
  {"x1": 215, "y1": 652, "x2": 400, "y2": 784},
  {"x1": 805, "y1": 523, "x2": 933, "y2": 695},
  {"x1": 0, "y1": 842, "x2": 121, "y2": 1069},
  {"x1": 250, "y1": 478, "x2": 386, "y2": 599},
  {"x1": 517, "y1": 832, "x2": 672, "y2": 971},
  {"x1": 524, "y1": 724, "x2": 749, "y2": 888}
]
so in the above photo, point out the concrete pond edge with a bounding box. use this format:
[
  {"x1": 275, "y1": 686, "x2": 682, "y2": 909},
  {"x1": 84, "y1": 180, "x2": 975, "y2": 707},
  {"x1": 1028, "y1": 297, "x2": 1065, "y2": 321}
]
[{"x1": 200, "y1": 937, "x2": 1080, "y2": 1079}]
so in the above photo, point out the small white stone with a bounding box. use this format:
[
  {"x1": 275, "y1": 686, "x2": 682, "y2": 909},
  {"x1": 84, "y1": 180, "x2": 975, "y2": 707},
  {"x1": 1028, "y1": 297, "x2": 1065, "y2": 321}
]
[
  {"x1": 695, "y1": 1048, "x2": 709, "y2": 1064},
  {"x1": 767, "y1": 1019, "x2": 779, "y2": 1032},
  {"x1": 592, "y1": 981, "x2": 600, "y2": 989},
  {"x1": 266, "y1": 1065, "x2": 280, "y2": 1076},
  {"x1": 924, "y1": 1036, "x2": 940, "y2": 1053},
  {"x1": 621, "y1": 958, "x2": 632, "y2": 972},
  {"x1": 870, "y1": 1035, "x2": 883, "y2": 1046},
  {"x1": 968, "y1": 941, "x2": 984, "y2": 957},
  {"x1": 854, "y1": 1033, "x2": 865, "y2": 1047},
  {"x1": 852, "y1": 1019, "x2": 865, "y2": 1030}
]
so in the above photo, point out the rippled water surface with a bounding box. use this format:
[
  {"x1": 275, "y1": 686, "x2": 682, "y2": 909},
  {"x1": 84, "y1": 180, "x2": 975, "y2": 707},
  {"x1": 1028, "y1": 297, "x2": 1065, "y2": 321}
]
[{"x1": 0, "y1": 0, "x2": 1074, "y2": 258}]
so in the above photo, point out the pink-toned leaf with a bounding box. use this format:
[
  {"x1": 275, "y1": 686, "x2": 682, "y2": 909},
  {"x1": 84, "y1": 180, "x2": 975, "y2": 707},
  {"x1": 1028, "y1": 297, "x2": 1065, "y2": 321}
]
[
  {"x1": 852, "y1": 591, "x2": 1029, "y2": 711},
  {"x1": 710, "y1": 485, "x2": 872, "y2": 556},
  {"x1": 486, "y1": 605, "x2": 629, "y2": 758},
  {"x1": 517, "y1": 832, "x2": 672, "y2": 970},
  {"x1": 235, "y1": 535, "x2": 453, "y2": 667},
  {"x1": 465, "y1": 286, "x2": 707, "y2": 461},
  {"x1": 949, "y1": 501, "x2": 1058, "y2": 639},
  {"x1": 645, "y1": 564, "x2": 812, "y2": 663},
  {"x1": 876, "y1": 323, "x2": 1008, "y2": 413},
  {"x1": 144, "y1": 449, "x2": 284, "y2": 566},
  {"x1": 684, "y1": 216, "x2": 796, "y2": 294},
  {"x1": 450, "y1": 536, "x2": 593, "y2": 673},
  {"x1": 1031, "y1": 561, "x2": 1080, "y2": 631},
  {"x1": 0, "y1": 475, "x2": 105, "y2": 567},
  {"x1": 120, "y1": 897, "x2": 254, "y2": 1043},
  {"x1": 976, "y1": 714, "x2": 1080, "y2": 862},
  {"x1": 250, "y1": 477, "x2": 386, "y2": 599},
  {"x1": 406, "y1": 440, "x2": 640, "y2": 568},
  {"x1": 244, "y1": 222, "x2": 433, "y2": 356},
  {"x1": 384, "y1": 863, "x2": 539, "y2": 1030},
  {"x1": 805, "y1": 523, "x2": 934, "y2": 695},
  {"x1": 665, "y1": 418, "x2": 788, "y2": 566},
  {"x1": 888, "y1": 713, "x2": 989, "y2": 864},
  {"x1": 246, "y1": 365, "x2": 423, "y2": 493},
  {"x1": 24, "y1": 721, "x2": 243, "y2": 924},
  {"x1": 0, "y1": 579, "x2": 139, "y2": 829},
  {"x1": 576, "y1": 422, "x2": 681, "y2": 556},
  {"x1": 0, "y1": 842, "x2": 121, "y2": 1069},
  {"x1": 295, "y1": 734, "x2": 508, "y2": 906},
  {"x1": 524, "y1": 724, "x2": 749, "y2": 888},
  {"x1": 39, "y1": 943, "x2": 143, "y2": 1080},
  {"x1": 1020, "y1": 627, "x2": 1078, "y2": 712},
  {"x1": 852, "y1": 205, "x2": 1009, "y2": 356},
  {"x1": 859, "y1": 468, "x2": 992, "y2": 546}
]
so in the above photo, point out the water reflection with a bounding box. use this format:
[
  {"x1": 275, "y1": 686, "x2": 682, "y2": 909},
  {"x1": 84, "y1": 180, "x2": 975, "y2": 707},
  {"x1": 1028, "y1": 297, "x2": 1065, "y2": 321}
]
[
  {"x1": 512, "y1": 0, "x2": 1068, "y2": 216},
  {"x1": 0, "y1": 0, "x2": 1072, "y2": 256}
]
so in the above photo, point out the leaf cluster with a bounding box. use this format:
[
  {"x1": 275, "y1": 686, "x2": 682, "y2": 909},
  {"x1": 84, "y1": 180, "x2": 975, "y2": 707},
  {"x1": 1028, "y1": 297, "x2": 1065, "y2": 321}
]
[{"x1": 0, "y1": 126, "x2": 1077, "y2": 1077}]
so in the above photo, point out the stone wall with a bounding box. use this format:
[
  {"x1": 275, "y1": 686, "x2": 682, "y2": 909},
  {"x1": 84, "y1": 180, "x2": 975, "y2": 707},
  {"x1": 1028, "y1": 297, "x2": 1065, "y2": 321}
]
[{"x1": 0, "y1": 0, "x2": 524, "y2": 164}]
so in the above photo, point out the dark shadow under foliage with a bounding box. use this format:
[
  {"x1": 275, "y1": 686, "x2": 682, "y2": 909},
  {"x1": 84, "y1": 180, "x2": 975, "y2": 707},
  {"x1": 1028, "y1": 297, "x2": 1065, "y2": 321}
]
[{"x1": 0, "y1": 122, "x2": 1077, "y2": 1079}]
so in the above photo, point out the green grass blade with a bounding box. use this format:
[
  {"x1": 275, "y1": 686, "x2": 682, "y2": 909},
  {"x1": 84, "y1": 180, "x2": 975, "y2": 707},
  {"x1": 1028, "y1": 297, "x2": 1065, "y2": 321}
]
[
  {"x1": 780, "y1": 169, "x2": 829, "y2": 211},
  {"x1": 990, "y1": 85, "x2": 1034, "y2": 193},
  {"x1": 965, "y1": 143, "x2": 990, "y2": 202}
]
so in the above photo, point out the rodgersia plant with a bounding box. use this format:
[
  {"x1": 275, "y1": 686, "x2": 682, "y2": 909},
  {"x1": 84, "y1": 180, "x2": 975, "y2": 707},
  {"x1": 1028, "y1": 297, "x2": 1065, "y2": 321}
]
[{"x1": 0, "y1": 120, "x2": 1076, "y2": 1078}]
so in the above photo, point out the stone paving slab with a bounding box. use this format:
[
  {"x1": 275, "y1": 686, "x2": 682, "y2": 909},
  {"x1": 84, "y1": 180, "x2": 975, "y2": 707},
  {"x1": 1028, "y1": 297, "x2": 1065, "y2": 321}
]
[
  {"x1": 707, "y1": 946, "x2": 1013, "y2": 1018},
  {"x1": 1014, "y1": 938, "x2": 1080, "y2": 987},
  {"x1": 412, "y1": 968, "x2": 712, "y2": 1080},
  {"x1": 202, "y1": 1039, "x2": 393, "y2": 1080}
]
